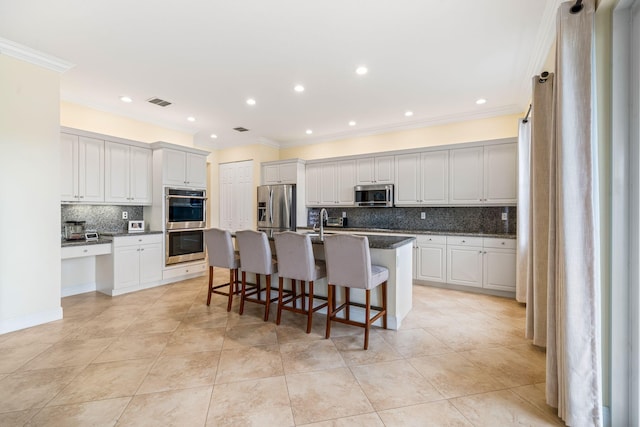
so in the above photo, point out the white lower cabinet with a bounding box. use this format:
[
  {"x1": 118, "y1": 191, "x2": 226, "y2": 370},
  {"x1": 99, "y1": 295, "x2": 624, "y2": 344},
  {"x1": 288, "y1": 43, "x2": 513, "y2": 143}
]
[
  {"x1": 97, "y1": 234, "x2": 162, "y2": 296},
  {"x1": 482, "y1": 238, "x2": 517, "y2": 291},
  {"x1": 446, "y1": 236, "x2": 484, "y2": 287},
  {"x1": 415, "y1": 235, "x2": 447, "y2": 282}
]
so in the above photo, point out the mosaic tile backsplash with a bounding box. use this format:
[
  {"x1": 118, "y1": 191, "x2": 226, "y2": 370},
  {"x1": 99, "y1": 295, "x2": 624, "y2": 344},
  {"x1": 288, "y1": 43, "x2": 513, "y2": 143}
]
[
  {"x1": 308, "y1": 206, "x2": 516, "y2": 235},
  {"x1": 61, "y1": 205, "x2": 144, "y2": 236}
]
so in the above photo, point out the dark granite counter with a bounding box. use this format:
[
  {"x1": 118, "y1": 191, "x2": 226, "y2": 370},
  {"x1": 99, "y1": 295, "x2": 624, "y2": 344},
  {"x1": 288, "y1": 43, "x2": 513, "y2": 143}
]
[
  {"x1": 307, "y1": 234, "x2": 415, "y2": 250},
  {"x1": 61, "y1": 238, "x2": 113, "y2": 248},
  {"x1": 298, "y1": 227, "x2": 516, "y2": 240},
  {"x1": 61, "y1": 230, "x2": 163, "y2": 247}
]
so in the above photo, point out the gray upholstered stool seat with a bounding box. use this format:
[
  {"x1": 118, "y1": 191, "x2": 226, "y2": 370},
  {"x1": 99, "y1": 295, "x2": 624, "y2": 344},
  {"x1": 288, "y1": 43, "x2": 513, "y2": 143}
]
[
  {"x1": 274, "y1": 231, "x2": 328, "y2": 333},
  {"x1": 323, "y1": 234, "x2": 388, "y2": 350},
  {"x1": 236, "y1": 230, "x2": 279, "y2": 321},
  {"x1": 204, "y1": 228, "x2": 241, "y2": 311}
]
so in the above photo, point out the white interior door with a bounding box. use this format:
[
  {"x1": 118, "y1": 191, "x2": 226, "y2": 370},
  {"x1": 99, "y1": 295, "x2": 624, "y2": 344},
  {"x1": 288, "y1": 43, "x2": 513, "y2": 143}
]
[{"x1": 219, "y1": 160, "x2": 253, "y2": 232}]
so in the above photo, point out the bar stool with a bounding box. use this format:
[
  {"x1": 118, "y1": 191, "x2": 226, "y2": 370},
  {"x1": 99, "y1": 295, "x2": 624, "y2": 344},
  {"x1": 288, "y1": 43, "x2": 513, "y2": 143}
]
[
  {"x1": 236, "y1": 230, "x2": 279, "y2": 321},
  {"x1": 204, "y1": 228, "x2": 240, "y2": 311},
  {"x1": 273, "y1": 231, "x2": 327, "y2": 333},
  {"x1": 323, "y1": 234, "x2": 388, "y2": 350}
]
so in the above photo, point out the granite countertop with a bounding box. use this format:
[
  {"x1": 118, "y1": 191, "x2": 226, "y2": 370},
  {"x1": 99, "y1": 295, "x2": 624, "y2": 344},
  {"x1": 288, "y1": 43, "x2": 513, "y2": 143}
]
[
  {"x1": 61, "y1": 230, "x2": 163, "y2": 247},
  {"x1": 298, "y1": 227, "x2": 516, "y2": 239},
  {"x1": 307, "y1": 234, "x2": 415, "y2": 249}
]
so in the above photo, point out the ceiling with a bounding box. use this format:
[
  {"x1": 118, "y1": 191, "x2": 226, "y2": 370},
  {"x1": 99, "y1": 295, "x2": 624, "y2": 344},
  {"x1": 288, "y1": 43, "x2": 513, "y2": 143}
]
[{"x1": 0, "y1": 0, "x2": 560, "y2": 150}]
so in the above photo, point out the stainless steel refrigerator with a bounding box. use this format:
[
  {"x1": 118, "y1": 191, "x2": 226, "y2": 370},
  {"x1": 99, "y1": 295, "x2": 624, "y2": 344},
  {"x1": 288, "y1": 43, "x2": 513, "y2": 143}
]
[{"x1": 256, "y1": 184, "x2": 296, "y2": 235}]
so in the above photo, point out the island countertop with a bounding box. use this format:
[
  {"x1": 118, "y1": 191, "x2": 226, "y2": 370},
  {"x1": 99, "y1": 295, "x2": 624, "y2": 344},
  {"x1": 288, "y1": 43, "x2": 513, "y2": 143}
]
[
  {"x1": 306, "y1": 234, "x2": 415, "y2": 249},
  {"x1": 297, "y1": 227, "x2": 516, "y2": 239}
]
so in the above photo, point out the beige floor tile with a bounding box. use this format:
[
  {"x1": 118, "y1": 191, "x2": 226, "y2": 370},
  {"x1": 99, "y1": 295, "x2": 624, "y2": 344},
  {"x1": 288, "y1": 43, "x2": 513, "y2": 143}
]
[
  {"x1": 286, "y1": 367, "x2": 374, "y2": 425},
  {"x1": 331, "y1": 333, "x2": 403, "y2": 366},
  {"x1": 377, "y1": 328, "x2": 453, "y2": 358},
  {"x1": 222, "y1": 322, "x2": 278, "y2": 349},
  {"x1": 378, "y1": 400, "x2": 473, "y2": 426},
  {"x1": 49, "y1": 358, "x2": 154, "y2": 405},
  {"x1": 511, "y1": 382, "x2": 563, "y2": 421},
  {"x1": 350, "y1": 360, "x2": 442, "y2": 410},
  {"x1": 409, "y1": 352, "x2": 505, "y2": 399},
  {"x1": 459, "y1": 344, "x2": 546, "y2": 388},
  {"x1": 137, "y1": 351, "x2": 219, "y2": 394},
  {"x1": 180, "y1": 311, "x2": 229, "y2": 329},
  {"x1": 93, "y1": 333, "x2": 170, "y2": 363},
  {"x1": 0, "y1": 343, "x2": 52, "y2": 374},
  {"x1": 224, "y1": 305, "x2": 270, "y2": 328},
  {"x1": 215, "y1": 345, "x2": 283, "y2": 384},
  {"x1": 117, "y1": 386, "x2": 212, "y2": 426},
  {"x1": 297, "y1": 412, "x2": 384, "y2": 427},
  {"x1": 280, "y1": 339, "x2": 345, "y2": 374},
  {"x1": 162, "y1": 326, "x2": 225, "y2": 355},
  {"x1": 450, "y1": 389, "x2": 565, "y2": 426},
  {"x1": 123, "y1": 315, "x2": 182, "y2": 335},
  {"x1": 20, "y1": 337, "x2": 114, "y2": 371},
  {"x1": 0, "y1": 408, "x2": 40, "y2": 425},
  {"x1": 0, "y1": 320, "x2": 79, "y2": 347},
  {"x1": 207, "y1": 376, "x2": 294, "y2": 426},
  {"x1": 25, "y1": 397, "x2": 131, "y2": 427},
  {"x1": 63, "y1": 315, "x2": 137, "y2": 340},
  {"x1": 0, "y1": 366, "x2": 83, "y2": 413},
  {"x1": 274, "y1": 311, "x2": 326, "y2": 344}
]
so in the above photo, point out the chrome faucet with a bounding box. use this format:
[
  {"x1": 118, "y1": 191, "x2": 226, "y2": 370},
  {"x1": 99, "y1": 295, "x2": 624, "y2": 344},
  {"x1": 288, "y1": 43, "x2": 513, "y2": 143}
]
[{"x1": 319, "y1": 208, "x2": 328, "y2": 241}]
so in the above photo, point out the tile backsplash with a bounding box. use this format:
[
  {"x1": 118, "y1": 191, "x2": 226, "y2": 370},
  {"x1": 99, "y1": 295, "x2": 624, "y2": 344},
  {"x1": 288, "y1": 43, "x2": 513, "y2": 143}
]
[
  {"x1": 308, "y1": 206, "x2": 516, "y2": 235},
  {"x1": 61, "y1": 205, "x2": 144, "y2": 235}
]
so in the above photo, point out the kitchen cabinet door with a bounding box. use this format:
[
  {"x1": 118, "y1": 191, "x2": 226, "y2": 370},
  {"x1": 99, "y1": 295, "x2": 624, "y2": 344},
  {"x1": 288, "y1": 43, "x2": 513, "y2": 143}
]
[
  {"x1": 113, "y1": 245, "x2": 140, "y2": 290},
  {"x1": 417, "y1": 243, "x2": 447, "y2": 282},
  {"x1": 336, "y1": 160, "x2": 356, "y2": 205},
  {"x1": 139, "y1": 243, "x2": 162, "y2": 285},
  {"x1": 319, "y1": 162, "x2": 338, "y2": 205},
  {"x1": 60, "y1": 133, "x2": 79, "y2": 202},
  {"x1": 277, "y1": 162, "x2": 298, "y2": 184},
  {"x1": 129, "y1": 146, "x2": 152, "y2": 204},
  {"x1": 163, "y1": 149, "x2": 187, "y2": 186},
  {"x1": 185, "y1": 153, "x2": 207, "y2": 188},
  {"x1": 484, "y1": 143, "x2": 517, "y2": 204},
  {"x1": 263, "y1": 164, "x2": 281, "y2": 184},
  {"x1": 394, "y1": 153, "x2": 420, "y2": 205},
  {"x1": 483, "y1": 247, "x2": 517, "y2": 291},
  {"x1": 104, "y1": 142, "x2": 130, "y2": 204},
  {"x1": 449, "y1": 146, "x2": 483, "y2": 204},
  {"x1": 305, "y1": 163, "x2": 321, "y2": 206},
  {"x1": 356, "y1": 155, "x2": 394, "y2": 184},
  {"x1": 447, "y1": 245, "x2": 483, "y2": 287},
  {"x1": 421, "y1": 150, "x2": 448, "y2": 204}
]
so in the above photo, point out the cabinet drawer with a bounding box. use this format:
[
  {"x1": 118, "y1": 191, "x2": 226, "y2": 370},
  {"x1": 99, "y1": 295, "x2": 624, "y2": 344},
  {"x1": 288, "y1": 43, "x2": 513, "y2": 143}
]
[
  {"x1": 483, "y1": 238, "x2": 516, "y2": 250},
  {"x1": 163, "y1": 262, "x2": 207, "y2": 280},
  {"x1": 113, "y1": 234, "x2": 162, "y2": 247},
  {"x1": 446, "y1": 236, "x2": 483, "y2": 247},
  {"x1": 61, "y1": 243, "x2": 112, "y2": 259},
  {"x1": 416, "y1": 235, "x2": 447, "y2": 245}
]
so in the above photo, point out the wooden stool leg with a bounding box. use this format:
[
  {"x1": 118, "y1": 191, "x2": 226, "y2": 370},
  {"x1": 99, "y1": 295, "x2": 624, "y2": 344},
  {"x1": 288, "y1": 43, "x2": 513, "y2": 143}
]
[
  {"x1": 382, "y1": 281, "x2": 388, "y2": 329},
  {"x1": 364, "y1": 289, "x2": 371, "y2": 350},
  {"x1": 325, "y1": 284, "x2": 334, "y2": 339},
  {"x1": 306, "y1": 281, "x2": 314, "y2": 333},
  {"x1": 206, "y1": 266, "x2": 214, "y2": 306},
  {"x1": 345, "y1": 287, "x2": 350, "y2": 321},
  {"x1": 226, "y1": 268, "x2": 234, "y2": 312},
  {"x1": 276, "y1": 276, "x2": 284, "y2": 325},
  {"x1": 256, "y1": 275, "x2": 262, "y2": 301},
  {"x1": 239, "y1": 271, "x2": 247, "y2": 315},
  {"x1": 264, "y1": 274, "x2": 271, "y2": 321},
  {"x1": 292, "y1": 280, "x2": 297, "y2": 309}
]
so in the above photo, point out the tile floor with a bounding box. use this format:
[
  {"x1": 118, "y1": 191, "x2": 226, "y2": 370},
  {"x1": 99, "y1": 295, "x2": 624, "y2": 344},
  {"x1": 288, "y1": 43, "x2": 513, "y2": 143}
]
[{"x1": 0, "y1": 271, "x2": 565, "y2": 426}]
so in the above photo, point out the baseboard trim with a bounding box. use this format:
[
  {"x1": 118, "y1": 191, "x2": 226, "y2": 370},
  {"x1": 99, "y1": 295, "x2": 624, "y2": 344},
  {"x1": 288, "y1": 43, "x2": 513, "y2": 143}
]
[{"x1": 0, "y1": 307, "x2": 63, "y2": 335}]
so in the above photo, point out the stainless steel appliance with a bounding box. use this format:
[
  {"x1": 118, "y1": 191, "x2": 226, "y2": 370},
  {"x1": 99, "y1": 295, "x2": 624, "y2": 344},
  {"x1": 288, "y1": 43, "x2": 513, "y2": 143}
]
[
  {"x1": 64, "y1": 221, "x2": 86, "y2": 240},
  {"x1": 165, "y1": 188, "x2": 206, "y2": 230},
  {"x1": 257, "y1": 184, "x2": 296, "y2": 233},
  {"x1": 165, "y1": 187, "x2": 207, "y2": 265},
  {"x1": 166, "y1": 229, "x2": 205, "y2": 265},
  {"x1": 354, "y1": 184, "x2": 394, "y2": 207},
  {"x1": 326, "y1": 217, "x2": 346, "y2": 227}
]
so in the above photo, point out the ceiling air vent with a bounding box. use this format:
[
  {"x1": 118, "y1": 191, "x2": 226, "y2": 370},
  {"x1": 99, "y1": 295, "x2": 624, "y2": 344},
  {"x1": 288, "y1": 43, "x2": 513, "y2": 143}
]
[
  {"x1": 233, "y1": 127, "x2": 249, "y2": 132},
  {"x1": 147, "y1": 97, "x2": 172, "y2": 107}
]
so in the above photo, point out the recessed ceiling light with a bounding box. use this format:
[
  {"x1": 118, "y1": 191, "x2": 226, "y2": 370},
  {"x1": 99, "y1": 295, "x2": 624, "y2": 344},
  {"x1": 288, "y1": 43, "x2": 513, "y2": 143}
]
[
  {"x1": 187, "y1": 116, "x2": 196, "y2": 122},
  {"x1": 294, "y1": 84, "x2": 305, "y2": 93},
  {"x1": 246, "y1": 98, "x2": 256, "y2": 106},
  {"x1": 349, "y1": 121, "x2": 356, "y2": 126},
  {"x1": 476, "y1": 98, "x2": 487, "y2": 105},
  {"x1": 120, "y1": 96, "x2": 132, "y2": 103},
  {"x1": 210, "y1": 134, "x2": 218, "y2": 139},
  {"x1": 404, "y1": 111, "x2": 414, "y2": 117},
  {"x1": 306, "y1": 129, "x2": 313, "y2": 135},
  {"x1": 355, "y1": 66, "x2": 368, "y2": 75}
]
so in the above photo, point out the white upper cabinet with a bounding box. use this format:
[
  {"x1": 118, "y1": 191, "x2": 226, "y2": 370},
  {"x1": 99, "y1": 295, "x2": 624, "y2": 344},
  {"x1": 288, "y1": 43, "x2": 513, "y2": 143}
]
[
  {"x1": 449, "y1": 146, "x2": 484, "y2": 204},
  {"x1": 305, "y1": 163, "x2": 321, "y2": 206},
  {"x1": 263, "y1": 162, "x2": 297, "y2": 184},
  {"x1": 395, "y1": 151, "x2": 448, "y2": 205},
  {"x1": 105, "y1": 142, "x2": 152, "y2": 205},
  {"x1": 162, "y1": 149, "x2": 207, "y2": 188},
  {"x1": 306, "y1": 160, "x2": 356, "y2": 206},
  {"x1": 483, "y1": 143, "x2": 517, "y2": 204},
  {"x1": 336, "y1": 160, "x2": 357, "y2": 204},
  {"x1": 356, "y1": 155, "x2": 394, "y2": 184},
  {"x1": 449, "y1": 143, "x2": 517, "y2": 205},
  {"x1": 60, "y1": 133, "x2": 104, "y2": 203}
]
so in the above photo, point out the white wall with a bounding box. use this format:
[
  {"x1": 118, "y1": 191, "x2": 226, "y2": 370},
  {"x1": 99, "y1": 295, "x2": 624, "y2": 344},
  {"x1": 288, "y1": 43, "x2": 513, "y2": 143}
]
[{"x1": 0, "y1": 55, "x2": 63, "y2": 333}]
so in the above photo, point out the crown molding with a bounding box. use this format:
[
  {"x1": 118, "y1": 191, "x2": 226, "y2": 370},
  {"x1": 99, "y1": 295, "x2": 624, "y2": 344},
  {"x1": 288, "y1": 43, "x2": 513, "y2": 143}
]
[
  {"x1": 278, "y1": 105, "x2": 523, "y2": 148},
  {"x1": 0, "y1": 37, "x2": 74, "y2": 73}
]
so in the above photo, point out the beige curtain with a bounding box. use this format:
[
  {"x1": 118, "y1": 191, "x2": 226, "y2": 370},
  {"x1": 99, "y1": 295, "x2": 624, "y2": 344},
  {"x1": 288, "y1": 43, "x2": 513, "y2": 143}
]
[
  {"x1": 515, "y1": 118, "x2": 531, "y2": 303},
  {"x1": 525, "y1": 1, "x2": 602, "y2": 425}
]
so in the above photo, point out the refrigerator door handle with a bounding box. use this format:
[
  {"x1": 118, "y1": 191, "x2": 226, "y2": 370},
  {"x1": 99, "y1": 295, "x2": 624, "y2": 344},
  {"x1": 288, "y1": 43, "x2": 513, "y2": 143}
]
[{"x1": 269, "y1": 188, "x2": 274, "y2": 225}]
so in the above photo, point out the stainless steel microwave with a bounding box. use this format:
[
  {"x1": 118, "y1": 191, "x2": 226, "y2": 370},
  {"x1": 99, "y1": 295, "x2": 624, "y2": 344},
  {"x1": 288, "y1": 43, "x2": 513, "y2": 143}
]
[{"x1": 354, "y1": 184, "x2": 394, "y2": 207}]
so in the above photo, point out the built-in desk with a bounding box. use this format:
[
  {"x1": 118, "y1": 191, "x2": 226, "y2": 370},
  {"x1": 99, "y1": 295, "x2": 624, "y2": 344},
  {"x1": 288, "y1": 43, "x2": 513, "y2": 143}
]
[{"x1": 61, "y1": 240, "x2": 113, "y2": 297}]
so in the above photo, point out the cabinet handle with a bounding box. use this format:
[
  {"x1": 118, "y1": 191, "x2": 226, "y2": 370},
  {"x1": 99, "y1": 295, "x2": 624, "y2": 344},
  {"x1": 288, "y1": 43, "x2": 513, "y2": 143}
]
[
  {"x1": 79, "y1": 196, "x2": 84, "y2": 199},
  {"x1": 501, "y1": 242, "x2": 505, "y2": 245},
  {"x1": 140, "y1": 248, "x2": 144, "y2": 251},
  {"x1": 479, "y1": 251, "x2": 483, "y2": 254},
  {"x1": 462, "y1": 240, "x2": 466, "y2": 243},
  {"x1": 83, "y1": 249, "x2": 88, "y2": 253}
]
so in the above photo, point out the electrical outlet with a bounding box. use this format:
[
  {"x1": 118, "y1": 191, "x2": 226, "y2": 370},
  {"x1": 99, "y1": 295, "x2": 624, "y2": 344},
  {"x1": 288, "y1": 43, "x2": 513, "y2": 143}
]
[
  {"x1": 122, "y1": 211, "x2": 128, "y2": 220},
  {"x1": 501, "y1": 212, "x2": 508, "y2": 221},
  {"x1": 342, "y1": 211, "x2": 346, "y2": 218},
  {"x1": 420, "y1": 212, "x2": 426, "y2": 220}
]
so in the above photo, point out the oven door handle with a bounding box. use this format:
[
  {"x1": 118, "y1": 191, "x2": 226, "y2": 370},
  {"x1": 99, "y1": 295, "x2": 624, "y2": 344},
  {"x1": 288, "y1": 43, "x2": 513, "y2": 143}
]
[
  {"x1": 166, "y1": 228, "x2": 205, "y2": 233},
  {"x1": 166, "y1": 195, "x2": 208, "y2": 200}
]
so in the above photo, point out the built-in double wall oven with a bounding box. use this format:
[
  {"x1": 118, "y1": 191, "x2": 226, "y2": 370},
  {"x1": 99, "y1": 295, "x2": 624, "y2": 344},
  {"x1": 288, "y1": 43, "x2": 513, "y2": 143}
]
[{"x1": 165, "y1": 188, "x2": 206, "y2": 265}]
